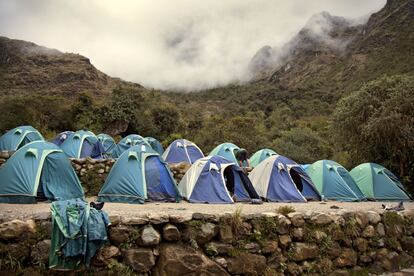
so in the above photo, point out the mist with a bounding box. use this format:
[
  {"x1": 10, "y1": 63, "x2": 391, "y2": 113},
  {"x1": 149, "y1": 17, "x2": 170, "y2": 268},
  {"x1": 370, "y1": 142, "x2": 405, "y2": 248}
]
[{"x1": 0, "y1": 0, "x2": 386, "y2": 91}]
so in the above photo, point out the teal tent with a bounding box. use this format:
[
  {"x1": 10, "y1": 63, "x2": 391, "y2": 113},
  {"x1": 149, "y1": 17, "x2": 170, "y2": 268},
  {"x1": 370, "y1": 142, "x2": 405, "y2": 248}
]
[
  {"x1": 60, "y1": 130, "x2": 105, "y2": 159},
  {"x1": 145, "y1": 137, "x2": 164, "y2": 155},
  {"x1": 0, "y1": 141, "x2": 84, "y2": 203},
  {"x1": 208, "y1": 143, "x2": 240, "y2": 165},
  {"x1": 111, "y1": 134, "x2": 151, "y2": 158},
  {"x1": 305, "y1": 160, "x2": 366, "y2": 201},
  {"x1": 0, "y1": 126, "x2": 44, "y2": 151},
  {"x1": 98, "y1": 144, "x2": 180, "y2": 204},
  {"x1": 97, "y1": 134, "x2": 116, "y2": 155},
  {"x1": 250, "y1": 148, "x2": 277, "y2": 167},
  {"x1": 350, "y1": 163, "x2": 411, "y2": 201}
]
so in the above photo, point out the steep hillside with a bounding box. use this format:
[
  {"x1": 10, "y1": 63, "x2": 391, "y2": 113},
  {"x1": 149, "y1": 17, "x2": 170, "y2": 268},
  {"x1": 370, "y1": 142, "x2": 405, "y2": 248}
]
[
  {"x1": 248, "y1": 0, "x2": 414, "y2": 93},
  {"x1": 0, "y1": 36, "x2": 141, "y2": 98}
]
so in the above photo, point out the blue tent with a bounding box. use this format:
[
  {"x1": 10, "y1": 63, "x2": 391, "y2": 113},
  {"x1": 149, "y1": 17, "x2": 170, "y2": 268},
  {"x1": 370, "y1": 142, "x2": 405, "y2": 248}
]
[
  {"x1": 98, "y1": 144, "x2": 180, "y2": 204},
  {"x1": 162, "y1": 139, "x2": 204, "y2": 164},
  {"x1": 0, "y1": 141, "x2": 84, "y2": 203},
  {"x1": 306, "y1": 160, "x2": 366, "y2": 201},
  {"x1": 51, "y1": 131, "x2": 74, "y2": 146},
  {"x1": 208, "y1": 143, "x2": 240, "y2": 166},
  {"x1": 145, "y1": 137, "x2": 164, "y2": 155},
  {"x1": 249, "y1": 155, "x2": 321, "y2": 202},
  {"x1": 97, "y1": 134, "x2": 116, "y2": 155},
  {"x1": 0, "y1": 126, "x2": 44, "y2": 151},
  {"x1": 179, "y1": 156, "x2": 260, "y2": 203},
  {"x1": 60, "y1": 130, "x2": 105, "y2": 159},
  {"x1": 111, "y1": 134, "x2": 150, "y2": 158}
]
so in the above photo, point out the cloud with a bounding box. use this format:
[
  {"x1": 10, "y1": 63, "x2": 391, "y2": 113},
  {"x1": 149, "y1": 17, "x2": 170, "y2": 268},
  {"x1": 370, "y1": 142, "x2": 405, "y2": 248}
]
[{"x1": 0, "y1": 0, "x2": 386, "y2": 91}]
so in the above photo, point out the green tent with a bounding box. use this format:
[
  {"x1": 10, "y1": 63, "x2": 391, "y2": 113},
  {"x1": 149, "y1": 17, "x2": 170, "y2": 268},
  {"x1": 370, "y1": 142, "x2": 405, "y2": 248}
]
[
  {"x1": 0, "y1": 125, "x2": 44, "y2": 151},
  {"x1": 305, "y1": 160, "x2": 366, "y2": 201},
  {"x1": 208, "y1": 143, "x2": 240, "y2": 165},
  {"x1": 97, "y1": 133, "x2": 116, "y2": 155},
  {"x1": 250, "y1": 148, "x2": 277, "y2": 167},
  {"x1": 350, "y1": 163, "x2": 411, "y2": 201},
  {"x1": 0, "y1": 141, "x2": 84, "y2": 203}
]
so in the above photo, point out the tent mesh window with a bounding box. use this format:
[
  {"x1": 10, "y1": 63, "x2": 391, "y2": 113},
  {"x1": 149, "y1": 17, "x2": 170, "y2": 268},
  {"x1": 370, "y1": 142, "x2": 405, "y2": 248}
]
[{"x1": 289, "y1": 169, "x2": 304, "y2": 192}]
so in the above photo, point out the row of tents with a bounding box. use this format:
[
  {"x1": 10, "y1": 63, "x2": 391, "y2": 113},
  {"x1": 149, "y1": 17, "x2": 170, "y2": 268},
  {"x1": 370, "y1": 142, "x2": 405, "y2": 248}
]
[{"x1": 0, "y1": 126, "x2": 411, "y2": 204}]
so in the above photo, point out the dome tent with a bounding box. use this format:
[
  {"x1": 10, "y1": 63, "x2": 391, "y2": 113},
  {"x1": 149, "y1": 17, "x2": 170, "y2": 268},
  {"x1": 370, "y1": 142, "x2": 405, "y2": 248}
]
[
  {"x1": 350, "y1": 163, "x2": 411, "y2": 201},
  {"x1": 179, "y1": 155, "x2": 260, "y2": 203},
  {"x1": 97, "y1": 133, "x2": 116, "y2": 155},
  {"x1": 111, "y1": 134, "x2": 150, "y2": 158},
  {"x1": 250, "y1": 148, "x2": 277, "y2": 167},
  {"x1": 0, "y1": 141, "x2": 84, "y2": 203},
  {"x1": 98, "y1": 144, "x2": 180, "y2": 204},
  {"x1": 162, "y1": 139, "x2": 204, "y2": 164},
  {"x1": 208, "y1": 143, "x2": 240, "y2": 166},
  {"x1": 145, "y1": 137, "x2": 164, "y2": 155},
  {"x1": 60, "y1": 130, "x2": 105, "y2": 159},
  {"x1": 51, "y1": 131, "x2": 74, "y2": 146},
  {"x1": 306, "y1": 160, "x2": 366, "y2": 201},
  {"x1": 249, "y1": 155, "x2": 321, "y2": 202},
  {"x1": 0, "y1": 125, "x2": 44, "y2": 151}
]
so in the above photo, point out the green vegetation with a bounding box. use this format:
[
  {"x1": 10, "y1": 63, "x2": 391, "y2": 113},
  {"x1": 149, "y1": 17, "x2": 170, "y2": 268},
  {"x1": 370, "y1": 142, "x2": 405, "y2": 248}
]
[{"x1": 276, "y1": 205, "x2": 295, "y2": 216}]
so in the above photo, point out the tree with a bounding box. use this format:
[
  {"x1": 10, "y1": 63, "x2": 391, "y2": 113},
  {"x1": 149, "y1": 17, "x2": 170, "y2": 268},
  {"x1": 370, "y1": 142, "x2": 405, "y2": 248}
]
[{"x1": 332, "y1": 75, "x2": 414, "y2": 193}]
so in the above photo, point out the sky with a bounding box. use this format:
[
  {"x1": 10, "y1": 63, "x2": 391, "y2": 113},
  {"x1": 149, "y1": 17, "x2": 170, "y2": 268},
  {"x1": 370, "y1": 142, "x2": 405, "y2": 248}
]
[{"x1": 0, "y1": 0, "x2": 386, "y2": 91}]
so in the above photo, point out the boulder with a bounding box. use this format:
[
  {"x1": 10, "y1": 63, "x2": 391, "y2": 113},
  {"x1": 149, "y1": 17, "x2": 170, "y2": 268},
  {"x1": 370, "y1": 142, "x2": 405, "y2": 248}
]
[
  {"x1": 290, "y1": 243, "x2": 319, "y2": 261},
  {"x1": 401, "y1": 236, "x2": 414, "y2": 251},
  {"x1": 196, "y1": 223, "x2": 219, "y2": 245},
  {"x1": 279, "y1": 234, "x2": 291, "y2": 249},
  {"x1": 311, "y1": 213, "x2": 333, "y2": 225},
  {"x1": 286, "y1": 262, "x2": 302, "y2": 275},
  {"x1": 109, "y1": 225, "x2": 135, "y2": 246},
  {"x1": 326, "y1": 242, "x2": 341, "y2": 259},
  {"x1": 334, "y1": 248, "x2": 357, "y2": 267},
  {"x1": 262, "y1": 240, "x2": 278, "y2": 254},
  {"x1": 0, "y1": 243, "x2": 31, "y2": 262},
  {"x1": 169, "y1": 214, "x2": 192, "y2": 224},
  {"x1": 275, "y1": 215, "x2": 291, "y2": 234},
  {"x1": 123, "y1": 248, "x2": 155, "y2": 273},
  {"x1": 288, "y1": 212, "x2": 305, "y2": 227},
  {"x1": 312, "y1": 230, "x2": 327, "y2": 242},
  {"x1": 355, "y1": 212, "x2": 369, "y2": 228},
  {"x1": 205, "y1": 242, "x2": 233, "y2": 256},
  {"x1": 219, "y1": 224, "x2": 233, "y2": 243},
  {"x1": 149, "y1": 214, "x2": 169, "y2": 224},
  {"x1": 376, "y1": 223, "x2": 386, "y2": 236},
  {"x1": 244, "y1": 242, "x2": 261, "y2": 253},
  {"x1": 31, "y1": 240, "x2": 51, "y2": 264},
  {"x1": 0, "y1": 219, "x2": 36, "y2": 241},
  {"x1": 141, "y1": 225, "x2": 161, "y2": 246},
  {"x1": 227, "y1": 253, "x2": 266, "y2": 275},
  {"x1": 292, "y1": 227, "x2": 304, "y2": 241},
  {"x1": 353, "y1": 238, "x2": 368, "y2": 252},
  {"x1": 163, "y1": 223, "x2": 180, "y2": 241},
  {"x1": 214, "y1": 257, "x2": 227, "y2": 268},
  {"x1": 153, "y1": 243, "x2": 229, "y2": 276},
  {"x1": 362, "y1": 225, "x2": 375, "y2": 238},
  {"x1": 92, "y1": 245, "x2": 120, "y2": 267},
  {"x1": 366, "y1": 211, "x2": 381, "y2": 224}
]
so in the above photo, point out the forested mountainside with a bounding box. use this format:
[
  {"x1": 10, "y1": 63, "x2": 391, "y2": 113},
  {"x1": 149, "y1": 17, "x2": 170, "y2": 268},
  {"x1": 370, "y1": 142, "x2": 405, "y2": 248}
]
[{"x1": 0, "y1": 0, "x2": 413, "y2": 191}]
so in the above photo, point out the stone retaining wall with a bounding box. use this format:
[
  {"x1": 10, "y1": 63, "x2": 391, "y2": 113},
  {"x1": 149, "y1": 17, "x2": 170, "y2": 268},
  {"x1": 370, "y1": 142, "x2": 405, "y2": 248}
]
[{"x1": 0, "y1": 210, "x2": 413, "y2": 275}]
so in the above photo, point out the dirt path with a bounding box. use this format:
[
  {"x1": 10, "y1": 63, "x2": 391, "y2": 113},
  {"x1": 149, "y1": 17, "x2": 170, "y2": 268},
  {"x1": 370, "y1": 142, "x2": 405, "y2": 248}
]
[{"x1": 0, "y1": 200, "x2": 412, "y2": 221}]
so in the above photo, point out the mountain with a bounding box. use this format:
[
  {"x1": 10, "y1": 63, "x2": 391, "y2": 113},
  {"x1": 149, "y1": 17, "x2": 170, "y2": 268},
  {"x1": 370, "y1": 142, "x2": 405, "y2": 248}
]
[
  {"x1": 248, "y1": 0, "x2": 414, "y2": 93},
  {"x1": 0, "y1": 36, "x2": 142, "y2": 98}
]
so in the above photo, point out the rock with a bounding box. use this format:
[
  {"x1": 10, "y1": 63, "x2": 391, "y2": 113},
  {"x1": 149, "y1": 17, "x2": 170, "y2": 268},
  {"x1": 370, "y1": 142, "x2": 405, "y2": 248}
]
[
  {"x1": 362, "y1": 225, "x2": 375, "y2": 238},
  {"x1": 123, "y1": 248, "x2": 155, "y2": 273},
  {"x1": 149, "y1": 214, "x2": 169, "y2": 224},
  {"x1": 286, "y1": 262, "x2": 302, "y2": 275},
  {"x1": 401, "y1": 236, "x2": 414, "y2": 251},
  {"x1": 196, "y1": 223, "x2": 218, "y2": 245},
  {"x1": 312, "y1": 230, "x2": 327, "y2": 242},
  {"x1": 315, "y1": 258, "x2": 333, "y2": 274},
  {"x1": 205, "y1": 242, "x2": 233, "y2": 256},
  {"x1": 311, "y1": 213, "x2": 333, "y2": 225},
  {"x1": 276, "y1": 215, "x2": 291, "y2": 234},
  {"x1": 141, "y1": 225, "x2": 161, "y2": 246},
  {"x1": 279, "y1": 234, "x2": 291, "y2": 249},
  {"x1": 355, "y1": 212, "x2": 369, "y2": 228},
  {"x1": 292, "y1": 227, "x2": 304, "y2": 241},
  {"x1": 376, "y1": 223, "x2": 386, "y2": 236},
  {"x1": 358, "y1": 254, "x2": 372, "y2": 264},
  {"x1": 227, "y1": 253, "x2": 266, "y2": 275},
  {"x1": 0, "y1": 219, "x2": 36, "y2": 241},
  {"x1": 334, "y1": 248, "x2": 357, "y2": 267},
  {"x1": 97, "y1": 168, "x2": 105, "y2": 174},
  {"x1": 163, "y1": 223, "x2": 180, "y2": 241},
  {"x1": 109, "y1": 225, "x2": 135, "y2": 246},
  {"x1": 244, "y1": 242, "x2": 261, "y2": 253},
  {"x1": 31, "y1": 240, "x2": 51, "y2": 264},
  {"x1": 330, "y1": 269, "x2": 350, "y2": 276},
  {"x1": 288, "y1": 212, "x2": 305, "y2": 227},
  {"x1": 0, "y1": 243, "x2": 31, "y2": 262},
  {"x1": 169, "y1": 214, "x2": 192, "y2": 224},
  {"x1": 92, "y1": 245, "x2": 120, "y2": 267},
  {"x1": 326, "y1": 242, "x2": 341, "y2": 259},
  {"x1": 219, "y1": 224, "x2": 233, "y2": 243},
  {"x1": 354, "y1": 238, "x2": 368, "y2": 252},
  {"x1": 153, "y1": 243, "x2": 229, "y2": 276},
  {"x1": 262, "y1": 240, "x2": 278, "y2": 254},
  {"x1": 109, "y1": 215, "x2": 121, "y2": 226},
  {"x1": 214, "y1": 257, "x2": 227, "y2": 268},
  {"x1": 290, "y1": 243, "x2": 319, "y2": 261},
  {"x1": 366, "y1": 211, "x2": 381, "y2": 224}
]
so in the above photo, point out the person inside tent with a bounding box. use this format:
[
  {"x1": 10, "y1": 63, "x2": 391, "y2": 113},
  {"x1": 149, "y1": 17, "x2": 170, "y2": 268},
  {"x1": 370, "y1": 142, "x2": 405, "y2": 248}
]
[{"x1": 235, "y1": 148, "x2": 251, "y2": 171}]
